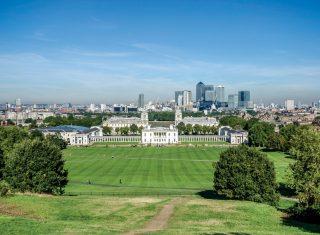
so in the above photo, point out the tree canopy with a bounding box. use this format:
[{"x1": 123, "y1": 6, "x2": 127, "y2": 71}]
[
  {"x1": 214, "y1": 145, "x2": 279, "y2": 205},
  {"x1": 4, "y1": 139, "x2": 68, "y2": 194}
]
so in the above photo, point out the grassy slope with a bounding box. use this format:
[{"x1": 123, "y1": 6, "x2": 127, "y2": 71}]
[{"x1": 0, "y1": 195, "x2": 319, "y2": 234}]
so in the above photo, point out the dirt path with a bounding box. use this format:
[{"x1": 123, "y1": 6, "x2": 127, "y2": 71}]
[{"x1": 125, "y1": 198, "x2": 181, "y2": 235}]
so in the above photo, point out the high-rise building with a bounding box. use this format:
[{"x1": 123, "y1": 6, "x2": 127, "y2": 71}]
[
  {"x1": 285, "y1": 99, "x2": 295, "y2": 111},
  {"x1": 205, "y1": 90, "x2": 215, "y2": 102},
  {"x1": 175, "y1": 91, "x2": 183, "y2": 106},
  {"x1": 182, "y1": 90, "x2": 192, "y2": 106},
  {"x1": 15, "y1": 98, "x2": 22, "y2": 111},
  {"x1": 238, "y1": 91, "x2": 250, "y2": 108},
  {"x1": 228, "y1": 94, "x2": 238, "y2": 109},
  {"x1": 100, "y1": 104, "x2": 107, "y2": 112},
  {"x1": 89, "y1": 103, "x2": 96, "y2": 112},
  {"x1": 196, "y1": 82, "x2": 206, "y2": 101},
  {"x1": 175, "y1": 90, "x2": 192, "y2": 106},
  {"x1": 138, "y1": 93, "x2": 145, "y2": 108},
  {"x1": 215, "y1": 85, "x2": 225, "y2": 102}
]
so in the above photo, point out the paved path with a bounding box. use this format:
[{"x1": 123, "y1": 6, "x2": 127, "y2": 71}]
[{"x1": 125, "y1": 198, "x2": 180, "y2": 235}]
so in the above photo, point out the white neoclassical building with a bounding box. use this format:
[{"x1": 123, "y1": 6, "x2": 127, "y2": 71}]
[
  {"x1": 40, "y1": 125, "x2": 103, "y2": 146},
  {"x1": 103, "y1": 111, "x2": 149, "y2": 132},
  {"x1": 175, "y1": 109, "x2": 218, "y2": 126},
  {"x1": 141, "y1": 125, "x2": 178, "y2": 145},
  {"x1": 218, "y1": 126, "x2": 248, "y2": 145}
]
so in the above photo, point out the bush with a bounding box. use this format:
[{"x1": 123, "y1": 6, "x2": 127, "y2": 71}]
[
  {"x1": 288, "y1": 204, "x2": 320, "y2": 224},
  {"x1": 0, "y1": 180, "x2": 11, "y2": 197},
  {"x1": 4, "y1": 139, "x2": 68, "y2": 195},
  {"x1": 214, "y1": 145, "x2": 279, "y2": 205}
]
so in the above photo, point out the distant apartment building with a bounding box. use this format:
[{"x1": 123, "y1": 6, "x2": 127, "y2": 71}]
[{"x1": 285, "y1": 99, "x2": 295, "y2": 111}]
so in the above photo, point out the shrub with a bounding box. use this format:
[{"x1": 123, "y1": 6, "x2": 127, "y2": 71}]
[
  {"x1": 214, "y1": 145, "x2": 279, "y2": 205},
  {"x1": 0, "y1": 180, "x2": 11, "y2": 197},
  {"x1": 4, "y1": 139, "x2": 68, "y2": 195}
]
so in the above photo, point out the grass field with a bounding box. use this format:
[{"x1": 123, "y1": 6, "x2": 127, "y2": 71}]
[
  {"x1": 0, "y1": 146, "x2": 319, "y2": 234},
  {"x1": 63, "y1": 146, "x2": 293, "y2": 195},
  {"x1": 0, "y1": 195, "x2": 319, "y2": 234}
]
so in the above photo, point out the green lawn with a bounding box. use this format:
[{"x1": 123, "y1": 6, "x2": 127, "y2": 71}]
[
  {"x1": 0, "y1": 146, "x2": 318, "y2": 234},
  {"x1": 64, "y1": 146, "x2": 294, "y2": 195}
]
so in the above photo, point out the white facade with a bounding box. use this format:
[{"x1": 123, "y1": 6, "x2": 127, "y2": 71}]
[
  {"x1": 142, "y1": 125, "x2": 178, "y2": 145},
  {"x1": 103, "y1": 112, "x2": 148, "y2": 131},
  {"x1": 218, "y1": 126, "x2": 248, "y2": 144},
  {"x1": 174, "y1": 109, "x2": 218, "y2": 126},
  {"x1": 285, "y1": 99, "x2": 295, "y2": 111}
]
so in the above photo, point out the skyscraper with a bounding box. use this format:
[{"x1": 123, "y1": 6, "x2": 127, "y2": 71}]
[
  {"x1": 175, "y1": 90, "x2": 192, "y2": 106},
  {"x1": 228, "y1": 94, "x2": 238, "y2": 109},
  {"x1": 238, "y1": 91, "x2": 250, "y2": 108},
  {"x1": 196, "y1": 82, "x2": 205, "y2": 101},
  {"x1": 205, "y1": 90, "x2": 215, "y2": 102},
  {"x1": 138, "y1": 93, "x2": 145, "y2": 108},
  {"x1": 215, "y1": 85, "x2": 225, "y2": 102}
]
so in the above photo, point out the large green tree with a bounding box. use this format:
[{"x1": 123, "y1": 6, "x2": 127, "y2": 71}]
[
  {"x1": 214, "y1": 146, "x2": 279, "y2": 205},
  {"x1": 219, "y1": 116, "x2": 246, "y2": 129},
  {"x1": 0, "y1": 126, "x2": 29, "y2": 153},
  {"x1": 130, "y1": 124, "x2": 139, "y2": 134},
  {"x1": 289, "y1": 128, "x2": 320, "y2": 206},
  {"x1": 248, "y1": 122, "x2": 275, "y2": 147},
  {"x1": 4, "y1": 139, "x2": 68, "y2": 194}
]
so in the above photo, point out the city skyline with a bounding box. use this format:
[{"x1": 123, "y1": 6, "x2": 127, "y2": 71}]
[{"x1": 1, "y1": 0, "x2": 320, "y2": 103}]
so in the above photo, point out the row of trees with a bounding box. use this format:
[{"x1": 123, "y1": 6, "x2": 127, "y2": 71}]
[
  {"x1": 102, "y1": 124, "x2": 143, "y2": 136},
  {"x1": 176, "y1": 123, "x2": 218, "y2": 135},
  {"x1": 0, "y1": 126, "x2": 68, "y2": 196},
  {"x1": 43, "y1": 114, "x2": 103, "y2": 127},
  {"x1": 213, "y1": 125, "x2": 320, "y2": 222}
]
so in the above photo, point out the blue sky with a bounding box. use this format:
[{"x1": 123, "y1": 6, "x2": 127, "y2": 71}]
[{"x1": 0, "y1": 0, "x2": 320, "y2": 104}]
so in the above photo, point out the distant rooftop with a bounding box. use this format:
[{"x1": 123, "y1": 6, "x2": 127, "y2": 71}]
[{"x1": 40, "y1": 125, "x2": 90, "y2": 133}]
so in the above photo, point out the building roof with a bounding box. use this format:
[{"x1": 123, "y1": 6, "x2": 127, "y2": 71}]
[{"x1": 40, "y1": 125, "x2": 90, "y2": 133}]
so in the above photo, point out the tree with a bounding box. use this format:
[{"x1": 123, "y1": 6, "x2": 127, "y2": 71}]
[
  {"x1": 193, "y1": 124, "x2": 202, "y2": 135},
  {"x1": 287, "y1": 128, "x2": 320, "y2": 222},
  {"x1": 244, "y1": 118, "x2": 260, "y2": 131},
  {"x1": 202, "y1": 125, "x2": 210, "y2": 135},
  {"x1": 219, "y1": 116, "x2": 246, "y2": 129},
  {"x1": 25, "y1": 118, "x2": 37, "y2": 129},
  {"x1": 248, "y1": 122, "x2": 275, "y2": 147},
  {"x1": 185, "y1": 124, "x2": 193, "y2": 135},
  {"x1": 214, "y1": 146, "x2": 279, "y2": 204},
  {"x1": 0, "y1": 149, "x2": 3, "y2": 180},
  {"x1": 4, "y1": 139, "x2": 68, "y2": 194},
  {"x1": 279, "y1": 124, "x2": 300, "y2": 152},
  {"x1": 266, "y1": 132, "x2": 286, "y2": 151},
  {"x1": 130, "y1": 124, "x2": 139, "y2": 134},
  {"x1": 30, "y1": 129, "x2": 44, "y2": 140},
  {"x1": 0, "y1": 126, "x2": 29, "y2": 154},
  {"x1": 138, "y1": 126, "x2": 143, "y2": 134},
  {"x1": 46, "y1": 134, "x2": 68, "y2": 150},
  {"x1": 209, "y1": 126, "x2": 217, "y2": 134},
  {"x1": 176, "y1": 122, "x2": 186, "y2": 135},
  {"x1": 120, "y1": 127, "x2": 130, "y2": 136},
  {"x1": 115, "y1": 127, "x2": 120, "y2": 135},
  {"x1": 102, "y1": 126, "x2": 112, "y2": 135}
]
